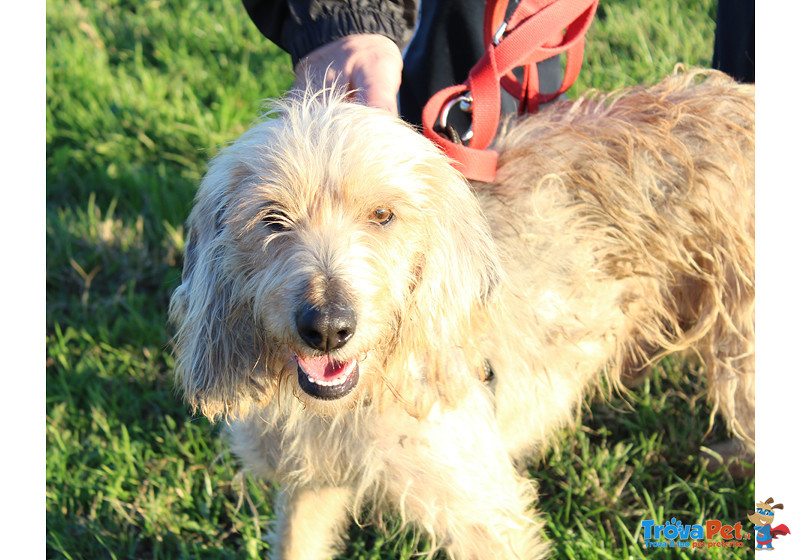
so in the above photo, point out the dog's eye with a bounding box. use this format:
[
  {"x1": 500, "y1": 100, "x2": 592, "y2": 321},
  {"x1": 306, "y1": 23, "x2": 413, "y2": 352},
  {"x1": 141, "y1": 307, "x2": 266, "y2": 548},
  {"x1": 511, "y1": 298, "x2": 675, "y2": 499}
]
[
  {"x1": 262, "y1": 208, "x2": 291, "y2": 233},
  {"x1": 369, "y1": 208, "x2": 394, "y2": 226}
]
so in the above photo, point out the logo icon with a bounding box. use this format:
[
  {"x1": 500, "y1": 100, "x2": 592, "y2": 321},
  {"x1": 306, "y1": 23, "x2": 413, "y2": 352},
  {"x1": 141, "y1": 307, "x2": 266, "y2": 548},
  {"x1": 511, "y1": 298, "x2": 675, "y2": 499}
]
[{"x1": 748, "y1": 497, "x2": 791, "y2": 551}]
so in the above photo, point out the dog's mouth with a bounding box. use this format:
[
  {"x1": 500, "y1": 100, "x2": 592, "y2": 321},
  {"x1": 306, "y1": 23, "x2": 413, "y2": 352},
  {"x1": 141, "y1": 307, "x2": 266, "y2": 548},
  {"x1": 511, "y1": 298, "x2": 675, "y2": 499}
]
[{"x1": 295, "y1": 355, "x2": 359, "y2": 400}]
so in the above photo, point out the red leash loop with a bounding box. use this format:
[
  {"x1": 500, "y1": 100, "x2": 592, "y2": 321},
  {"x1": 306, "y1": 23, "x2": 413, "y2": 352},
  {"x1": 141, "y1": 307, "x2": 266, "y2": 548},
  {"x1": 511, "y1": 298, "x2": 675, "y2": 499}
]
[{"x1": 422, "y1": 0, "x2": 599, "y2": 182}]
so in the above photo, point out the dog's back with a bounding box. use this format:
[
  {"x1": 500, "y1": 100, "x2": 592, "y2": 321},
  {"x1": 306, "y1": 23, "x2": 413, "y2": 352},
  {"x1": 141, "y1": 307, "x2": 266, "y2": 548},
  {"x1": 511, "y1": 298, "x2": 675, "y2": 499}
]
[{"x1": 478, "y1": 70, "x2": 755, "y2": 458}]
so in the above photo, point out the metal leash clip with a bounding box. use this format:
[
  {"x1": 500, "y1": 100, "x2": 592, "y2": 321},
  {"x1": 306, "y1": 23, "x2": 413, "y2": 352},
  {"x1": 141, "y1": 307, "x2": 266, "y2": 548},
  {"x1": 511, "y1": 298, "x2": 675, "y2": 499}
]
[
  {"x1": 493, "y1": 21, "x2": 508, "y2": 45},
  {"x1": 438, "y1": 93, "x2": 474, "y2": 143},
  {"x1": 493, "y1": 0, "x2": 519, "y2": 45}
]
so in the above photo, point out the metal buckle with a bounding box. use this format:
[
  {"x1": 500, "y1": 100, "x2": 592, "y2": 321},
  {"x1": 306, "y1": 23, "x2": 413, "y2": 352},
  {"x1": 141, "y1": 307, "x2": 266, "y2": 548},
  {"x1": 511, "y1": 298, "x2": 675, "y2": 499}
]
[
  {"x1": 493, "y1": 21, "x2": 508, "y2": 46},
  {"x1": 439, "y1": 93, "x2": 474, "y2": 143},
  {"x1": 493, "y1": 0, "x2": 520, "y2": 45}
]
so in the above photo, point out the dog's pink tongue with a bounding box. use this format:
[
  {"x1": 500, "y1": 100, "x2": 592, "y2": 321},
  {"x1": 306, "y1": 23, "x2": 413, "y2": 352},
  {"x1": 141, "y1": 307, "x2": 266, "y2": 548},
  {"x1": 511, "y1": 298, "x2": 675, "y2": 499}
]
[{"x1": 297, "y1": 355, "x2": 350, "y2": 381}]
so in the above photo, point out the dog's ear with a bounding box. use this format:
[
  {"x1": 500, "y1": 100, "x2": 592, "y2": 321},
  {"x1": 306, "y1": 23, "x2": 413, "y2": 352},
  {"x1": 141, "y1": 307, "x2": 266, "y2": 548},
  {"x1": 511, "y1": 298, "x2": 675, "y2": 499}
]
[
  {"x1": 415, "y1": 162, "x2": 502, "y2": 328},
  {"x1": 397, "y1": 159, "x2": 503, "y2": 411},
  {"x1": 168, "y1": 174, "x2": 269, "y2": 421}
]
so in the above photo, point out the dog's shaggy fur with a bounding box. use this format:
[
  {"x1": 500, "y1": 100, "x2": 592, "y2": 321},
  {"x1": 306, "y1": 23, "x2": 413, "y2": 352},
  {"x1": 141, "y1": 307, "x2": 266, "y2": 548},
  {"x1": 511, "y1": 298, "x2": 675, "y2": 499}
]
[{"x1": 169, "y1": 69, "x2": 754, "y2": 559}]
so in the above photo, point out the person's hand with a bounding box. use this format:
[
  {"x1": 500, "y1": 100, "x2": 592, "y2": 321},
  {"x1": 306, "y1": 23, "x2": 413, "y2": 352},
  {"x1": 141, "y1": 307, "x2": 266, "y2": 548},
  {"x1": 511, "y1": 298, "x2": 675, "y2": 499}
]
[{"x1": 293, "y1": 34, "x2": 403, "y2": 115}]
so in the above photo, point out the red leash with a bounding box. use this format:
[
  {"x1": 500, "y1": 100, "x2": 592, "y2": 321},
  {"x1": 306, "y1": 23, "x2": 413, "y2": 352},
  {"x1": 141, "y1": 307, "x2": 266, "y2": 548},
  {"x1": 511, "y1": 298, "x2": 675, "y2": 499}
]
[{"x1": 421, "y1": 0, "x2": 599, "y2": 182}]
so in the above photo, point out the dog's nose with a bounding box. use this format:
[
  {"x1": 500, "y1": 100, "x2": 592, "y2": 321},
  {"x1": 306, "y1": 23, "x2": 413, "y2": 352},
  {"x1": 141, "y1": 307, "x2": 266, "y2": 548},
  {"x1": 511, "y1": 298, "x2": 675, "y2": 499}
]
[{"x1": 295, "y1": 301, "x2": 357, "y2": 352}]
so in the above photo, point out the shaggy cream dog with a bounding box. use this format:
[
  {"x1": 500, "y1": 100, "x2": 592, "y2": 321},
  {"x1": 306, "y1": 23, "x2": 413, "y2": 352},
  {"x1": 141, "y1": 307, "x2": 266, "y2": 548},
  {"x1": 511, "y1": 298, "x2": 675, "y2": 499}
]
[{"x1": 169, "y1": 69, "x2": 754, "y2": 559}]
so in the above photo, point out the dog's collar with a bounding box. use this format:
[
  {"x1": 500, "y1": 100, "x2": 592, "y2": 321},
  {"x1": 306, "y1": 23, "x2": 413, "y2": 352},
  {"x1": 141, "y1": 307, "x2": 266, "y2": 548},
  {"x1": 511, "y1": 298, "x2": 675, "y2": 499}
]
[{"x1": 481, "y1": 359, "x2": 495, "y2": 383}]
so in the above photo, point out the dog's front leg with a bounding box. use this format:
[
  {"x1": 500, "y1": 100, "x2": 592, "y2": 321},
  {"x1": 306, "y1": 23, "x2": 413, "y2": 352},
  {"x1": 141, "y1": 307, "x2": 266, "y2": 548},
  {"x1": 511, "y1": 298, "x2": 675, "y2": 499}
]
[
  {"x1": 431, "y1": 472, "x2": 545, "y2": 560},
  {"x1": 267, "y1": 485, "x2": 353, "y2": 560},
  {"x1": 379, "y1": 396, "x2": 548, "y2": 560}
]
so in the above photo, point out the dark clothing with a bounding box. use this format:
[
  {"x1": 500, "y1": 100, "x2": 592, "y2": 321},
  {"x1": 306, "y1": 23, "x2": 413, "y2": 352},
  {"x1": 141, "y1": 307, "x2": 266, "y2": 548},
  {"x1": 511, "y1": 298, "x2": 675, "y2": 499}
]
[
  {"x1": 712, "y1": 0, "x2": 754, "y2": 83},
  {"x1": 242, "y1": 0, "x2": 418, "y2": 66},
  {"x1": 400, "y1": 0, "x2": 563, "y2": 128},
  {"x1": 242, "y1": 0, "x2": 756, "y2": 123}
]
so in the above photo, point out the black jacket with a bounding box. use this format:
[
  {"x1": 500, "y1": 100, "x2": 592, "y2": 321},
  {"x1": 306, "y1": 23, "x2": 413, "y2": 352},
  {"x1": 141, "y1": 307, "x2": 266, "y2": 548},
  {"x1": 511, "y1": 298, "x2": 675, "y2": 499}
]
[{"x1": 242, "y1": 0, "x2": 418, "y2": 65}]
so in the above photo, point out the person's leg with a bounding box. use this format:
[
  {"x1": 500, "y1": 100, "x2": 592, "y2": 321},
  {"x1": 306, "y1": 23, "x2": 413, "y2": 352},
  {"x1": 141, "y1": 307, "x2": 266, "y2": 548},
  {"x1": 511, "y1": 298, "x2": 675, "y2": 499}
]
[{"x1": 712, "y1": 0, "x2": 754, "y2": 82}]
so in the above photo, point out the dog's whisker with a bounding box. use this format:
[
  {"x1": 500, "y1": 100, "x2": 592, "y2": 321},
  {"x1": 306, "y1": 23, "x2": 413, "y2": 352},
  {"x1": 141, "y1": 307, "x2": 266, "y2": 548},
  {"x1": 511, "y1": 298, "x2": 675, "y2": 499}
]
[{"x1": 377, "y1": 375, "x2": 411, "y2": 406}]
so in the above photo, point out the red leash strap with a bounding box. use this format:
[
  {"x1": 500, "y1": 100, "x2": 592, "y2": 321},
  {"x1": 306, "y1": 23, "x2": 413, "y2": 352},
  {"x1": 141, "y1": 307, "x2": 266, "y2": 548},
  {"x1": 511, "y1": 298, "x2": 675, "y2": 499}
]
[{"x1": 421, "y1": 0, "x2": 599, "y2": 182}]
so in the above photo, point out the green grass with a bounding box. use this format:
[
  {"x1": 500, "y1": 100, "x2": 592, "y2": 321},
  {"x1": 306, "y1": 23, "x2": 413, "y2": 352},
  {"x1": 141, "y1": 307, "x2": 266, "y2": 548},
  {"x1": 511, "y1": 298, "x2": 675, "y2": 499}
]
[{"x1": 46, "y1": 0, "x2": 753, "y2": 558}]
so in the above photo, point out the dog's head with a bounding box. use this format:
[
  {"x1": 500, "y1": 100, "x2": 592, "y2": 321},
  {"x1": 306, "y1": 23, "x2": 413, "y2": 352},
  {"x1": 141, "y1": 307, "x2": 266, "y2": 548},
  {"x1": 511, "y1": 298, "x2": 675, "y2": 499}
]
[{"x1": 169, "y1": 90, "x2": 501, "y2": 420}]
